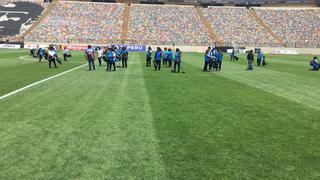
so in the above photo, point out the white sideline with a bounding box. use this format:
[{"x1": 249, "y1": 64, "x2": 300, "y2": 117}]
[{"x1": 0, "y1": 64, "x2": 87, "y2": 100}]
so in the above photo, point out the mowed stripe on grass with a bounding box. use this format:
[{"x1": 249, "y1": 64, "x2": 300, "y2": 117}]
[{"x1": 0, "y1": 53, "x2": 167, "y2": 179}]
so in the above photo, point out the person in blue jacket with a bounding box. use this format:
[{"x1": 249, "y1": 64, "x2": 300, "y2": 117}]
[
  {"x1": 216, "y1": 49, "x2": 223, "y2": 71},
  {"x1": 167, "y1": 48, "x2": 173, "y2": 67},
  {"x1": 121, "y1": 47, "x2": 128, "y2": 68},
  {"x1": 173, "y1": 48, "x2": 182, "y2": 73},
  {"x1": 108, "y1": 47, "x2": 116, "y2": 71},
  {"x1": 163, "y1": 47, "x2": 168, "y2": 66},
  {"x1": 154, "y1": 47, "x2": 162, "y2": 71},
  {"x1": 257, "y1": 49, "x2": 263, "y2": 66},
  {"x1": 203, "y1": 47, "x2": 211, "y2": 71},
  {"x1": 38, "y1": 47, "x2": 46, "y2": 62}
]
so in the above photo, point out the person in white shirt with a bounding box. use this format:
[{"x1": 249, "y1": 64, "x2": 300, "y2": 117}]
[
  {"x1": 97, "y1": 47, "x2": 103, "y2": 66},
  {"x1": 48, "y1": 46, "x2": 57, "y2": 68},
  {"x1": 62, "y1": 46, "x2": 70, "y2": 61}
]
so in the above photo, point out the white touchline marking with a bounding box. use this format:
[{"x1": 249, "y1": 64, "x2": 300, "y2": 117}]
[{"x1": 0, "y1": 64, "x2": 87, "y2": 100}]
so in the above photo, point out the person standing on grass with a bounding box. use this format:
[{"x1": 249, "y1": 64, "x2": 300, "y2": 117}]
[
  {"x1": 62, "y1": 46, "x2": 70, "y2": 62},
  {"x1": 85, "y1": 45, "x2": 95, "y2": 71},
  {"x1": 146, "y1": 47, "x2": 152, "y2": 67},
  {"x1": 230, "y1": 48, "x2": 235, "y2": 61},
  {"x1": 163, "y1": 47, "x2": 168, "y2": 66},
  {"x1": 121, "y1": 47, "x2": 128, "y2": 68},
  {"x1": 257, "y1": 49, "x2": 263, "y2": 66},
  {"x1": 108, "y1": 47, "x2": 116, "y2": 71},
  {"x1": 247, "y1": 50, "x2": 254, "y2": 70},
  {"x1": 173, "y1": 48, "x2": 182, "y2": 73},
  {"x1": 154, "y1": 47, "x2": 162, "y2": 71},
  {"x1": 97, "y1": 47, "x2": 103, "y2": 66},
  {"x1": 167, "y1": 48, "x2": 173, "y2": 67},
  {"x1": 216, "y1": 49, "x2": 223, "y2": 71},
  {"x1": 48, "y1": 46, "x2": 57, "y2": 68},
  {"x1": 203, "y1": 47, "x2": 211, "y2": 71}
]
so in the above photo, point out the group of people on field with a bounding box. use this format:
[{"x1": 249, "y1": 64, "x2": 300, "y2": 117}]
[
  {"x1": 203, "y1": 46, "x2": 223, "y2": 71},
  {"x1": 29, "y1": 45, "x2": 72, "y2": 68},
  {"x1": 246, "y1": 49, "x2": 267, "y2": 70},
  {"x1": 146, "y1": 47, "x2": 182, "y2": 73},
  {"x1": 84, "y1": 45, "x2": 129, "y2": 71}
]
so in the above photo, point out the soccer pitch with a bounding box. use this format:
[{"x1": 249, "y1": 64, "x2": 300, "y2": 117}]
[{"x1": 0, "y1": 49, "x2": 319, "y2": 179}]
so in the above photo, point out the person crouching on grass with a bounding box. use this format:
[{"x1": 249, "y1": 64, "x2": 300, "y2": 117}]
[
  {"x1": 310, "y1": 56, "x2": 319, "y2": 70},
  {"x1": 173, "y1": 48, "x2": 182, "y2": 73},
  {"x1": 85, "y1": 45, "x2": 96, "y2": 71}
]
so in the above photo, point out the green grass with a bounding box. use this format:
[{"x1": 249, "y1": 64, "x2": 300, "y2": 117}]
[{"x1": 0, "y1": 49, "x2": 319, "y2": 179}]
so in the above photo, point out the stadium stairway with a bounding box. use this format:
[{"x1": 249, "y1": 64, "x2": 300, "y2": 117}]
[
  {"x1": 195, "y1": 6, "x2": 223, "y2": 46},
  {"x1": 121, "y1": 3, "x2": 130, "y2": 44},
  {"x1": 249, "y1": 8, "x2": 286, "y2": 47},
  {"x1": 21, "y1": 0, "x2": 58, "y2": 42}
]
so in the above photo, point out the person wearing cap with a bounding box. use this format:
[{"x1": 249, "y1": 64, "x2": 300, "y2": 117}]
[
  {"x1": 173, "y1": 48, "x2": 182, "y2": 73},
  {"x1": 85, "y1": 45, "x2": 95, "y2": 71}
]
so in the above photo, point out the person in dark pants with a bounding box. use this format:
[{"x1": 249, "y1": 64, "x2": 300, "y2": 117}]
[
  {"x1": 109, "y1": 48, "x2": 116, "y2": 71},
  {"x1": 247, "y1": 50, "x2": 254, "y2": 70},
  {"x1": 97, "y1": 47, "x2": 103, "y2": 66},
  {"x1": 173, "y1": 48, "x2": 182, "y2": 73},
  {"x1": 106, "y1": 47, "x2": 112, "y2": 71},
  {"x1": 163, "y1": 47, "x2": 168, "y2": 66},
  {"x1": 167, "y1": 48, "x2": 173, "y2": 67},
  {"x1": 262, "y1": 56, "x2": 267, "y2": 66},
  {"x1": 85, "y1": 45, "x2": 95, "y2": 71},
  {"x1": 203, "y1": 47, "x2": 211, "y2": 71},
  {"x1": 38, "y1": 47, "x2": 45, "y2": 62},
  {"x1": 230, "y1": 48, "x2": 235, "y2": 61},
  {"x1": 62, "y1": 46, "x2": 70, "y2": 61},
  {"x1": 257, "y1": 49, "x2": 263, "y2": 66},
  {"x1": 154, "y1": 47, "x2": 162, "y2": 71},
  {"x1": 48, "y1": 46, "x2": 57, "y2": 68},
  {"x1": 216, "y1": 49, "x2": 223, "y2": 71},
  {"x1": 146, "y1": 47, "x2": 152, "y2": 66},
  {"x1": 121, "y1": 47, "x2": 128, "y2": 68}
]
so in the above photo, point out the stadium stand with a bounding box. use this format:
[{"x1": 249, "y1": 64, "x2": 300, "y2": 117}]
[
  {"x1": 0, "y1": 0, "x2": 46, "y2": 41},
  {"x1": 254, "y1": 8, "x2": 320, "y2": 48},
  {"x1": 127, "y1": 4, "x2": 213, "y2": 45},
  {"x1": 201, "y1": 6, "x2": 280, "y2": 47},
  {"x1": 25, "y1": 1, "x2": 125, "y2": 44}
]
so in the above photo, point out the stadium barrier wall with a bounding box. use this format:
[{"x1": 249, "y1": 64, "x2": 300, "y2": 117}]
[{"x1": 24, "y1": 42, "x2": 320, "y2": 55}]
